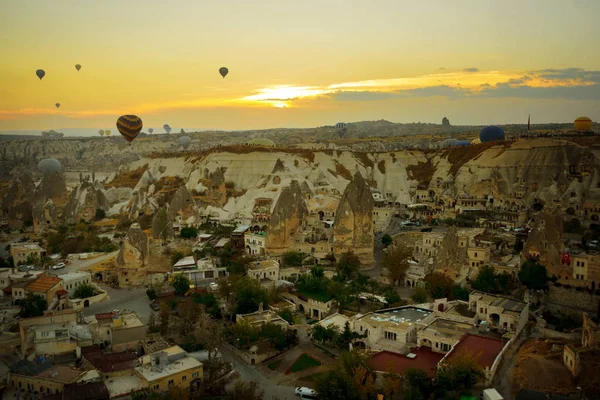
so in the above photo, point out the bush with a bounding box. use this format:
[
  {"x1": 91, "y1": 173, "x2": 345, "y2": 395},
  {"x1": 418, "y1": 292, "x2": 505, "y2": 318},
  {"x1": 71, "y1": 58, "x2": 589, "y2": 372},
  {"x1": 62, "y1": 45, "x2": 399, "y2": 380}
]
[
  {"x1": 411, "y1": 287, "x2": 428, "y2": 303},
  {"x1": 282, "y1": 251, "x2": 303, "y2": 267},
  {"x1": 73, "y1": 283, "x2": 95, "y2": 299},
  {"x1": 180, "y1": 227, "x2": 198, "y2": 239},
  {"x1": 172, "y1": 274, "x2": 190, "y2": 296},
  {"x1": 381, "y1": 234, "x2": 393, "y2": 247},
  {"x1": 94, "y1": 209, "x2": 106, "y2": 220}
]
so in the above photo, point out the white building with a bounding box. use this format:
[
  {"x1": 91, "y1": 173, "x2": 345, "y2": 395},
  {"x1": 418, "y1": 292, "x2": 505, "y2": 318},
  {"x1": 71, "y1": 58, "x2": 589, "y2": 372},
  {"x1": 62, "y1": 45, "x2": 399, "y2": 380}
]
[
  {"x1": 244, "y1": 232, "x2": 266, "y2": 256},
  {"x1": 247, "y1": 260, "x2": 279, "y2": 283},
  {"x1": 173, "y1": 256, "x2": 196, "y2": 271},
  {"x1": 58, "y1": 271, "x2": 92, "y2": 297},
  {"x1": 172, "y1": 257, "x2": 228, "y2": 286}
]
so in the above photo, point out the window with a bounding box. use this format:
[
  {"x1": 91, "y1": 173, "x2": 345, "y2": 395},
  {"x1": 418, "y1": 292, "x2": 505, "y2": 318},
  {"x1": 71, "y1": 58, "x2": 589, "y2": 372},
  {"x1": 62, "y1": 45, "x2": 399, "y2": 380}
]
[
  {"x1": 41, "y1": 331, "x2": 50, "y2": 338},
  {"x1": 153, "y1": 385, "x2": 159, "y2": 390},
  {"x1": 182, "y1": 375, "x2": 187, "y2": 381},
  {"x1": 192, "y1": 372, "x2": 199, "y2": 378},
  {"x1": 168, "y1": 380, "x2": 174, "y2": 387},
  {"x1": 384, "y1": 331, "x2": 397, "y2": 341}
]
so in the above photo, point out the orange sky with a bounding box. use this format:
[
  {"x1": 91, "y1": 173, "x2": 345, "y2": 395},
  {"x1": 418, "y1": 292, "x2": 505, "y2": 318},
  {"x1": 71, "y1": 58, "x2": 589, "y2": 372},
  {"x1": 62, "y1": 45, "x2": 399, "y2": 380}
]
[{"x1": 1, "y1": 1, "x2": 599, "y2": 132}]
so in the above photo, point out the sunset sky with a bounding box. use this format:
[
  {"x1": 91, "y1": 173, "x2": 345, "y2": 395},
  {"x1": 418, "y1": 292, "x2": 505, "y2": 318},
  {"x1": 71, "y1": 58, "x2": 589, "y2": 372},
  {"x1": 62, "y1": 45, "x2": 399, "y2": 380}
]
[{"x1": 1, "y1": 0, "x2": 599, "y2": 133}]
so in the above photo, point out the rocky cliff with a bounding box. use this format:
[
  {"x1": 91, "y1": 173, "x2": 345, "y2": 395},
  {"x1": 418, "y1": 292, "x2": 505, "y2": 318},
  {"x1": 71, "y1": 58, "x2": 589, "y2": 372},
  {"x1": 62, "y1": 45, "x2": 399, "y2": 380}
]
[
  {"x1": 63, "y1": 176, "x2": 109, "y2": 223},
  {"x1": 265, "y1": 181, "x2": 308, "y2": 255},
  {"x1": 116, "y1": 223, "x2": 149, "y2": 267},
  {"x1": 332, "y1": 171, "x2": 375, "y2": 265}
]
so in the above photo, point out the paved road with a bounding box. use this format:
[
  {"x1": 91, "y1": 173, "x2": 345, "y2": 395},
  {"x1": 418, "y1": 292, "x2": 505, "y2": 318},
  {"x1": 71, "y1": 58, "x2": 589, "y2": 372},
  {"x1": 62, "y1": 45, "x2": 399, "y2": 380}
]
[
  {"x1": 493, "y1": 324, "x2": 533, "y2": 399},
  {"x1": 221, "y1": 346, "x2": 297, "y2": 400},
  {"x1": 59, "y1": 251, "x2": 119, "y2": 274},
  {"x1": 83, "y1": 285, "x2": 151, "y2": 322}
]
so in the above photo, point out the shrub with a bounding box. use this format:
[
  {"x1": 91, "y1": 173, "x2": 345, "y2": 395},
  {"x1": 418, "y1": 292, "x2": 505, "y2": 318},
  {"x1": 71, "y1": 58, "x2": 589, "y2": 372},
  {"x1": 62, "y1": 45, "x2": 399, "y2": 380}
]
[{"x1": 180, "y1": 227, "x2": 198, "y2": 239}]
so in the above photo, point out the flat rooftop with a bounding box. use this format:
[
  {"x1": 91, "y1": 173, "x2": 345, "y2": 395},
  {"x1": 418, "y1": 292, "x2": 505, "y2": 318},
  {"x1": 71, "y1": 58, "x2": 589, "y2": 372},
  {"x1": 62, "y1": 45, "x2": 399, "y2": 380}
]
[
  {"x1": 248, "y1": 260, "x2": 279, "y2": 270},
  {"x1": 444, "y1": 302, "x2": 476, "y2": 319},
  {"x1": 173, "y1": 256, "x2": 196, "y2": 268},
  {"x1": 471, "y1": 291, "x2": 527, "y2": 313},
  {"x1": 57, "y1": 271, "x2": 91, "y2": 281},
  {"x1": 362, "y1": 306, "x2": 432, "y2": 328},
  {"x1": 369, "y1": 348, "x2": 444, "y2": 377},
  {"x1": 445, "y1": 333, "x2": 507, "y2": 369},
  {"x1": 82, "y1": 346, "x2": 138, "y2": 373},
  {"x1": 421, "y1": 318, "x2": 474, "y2": 340},
  {"x1": 114, "y1": 313, "x2": 145, "y2": 330},
  {"x1": 135, "y1": 356, "x2": 201, "y2": 382}
]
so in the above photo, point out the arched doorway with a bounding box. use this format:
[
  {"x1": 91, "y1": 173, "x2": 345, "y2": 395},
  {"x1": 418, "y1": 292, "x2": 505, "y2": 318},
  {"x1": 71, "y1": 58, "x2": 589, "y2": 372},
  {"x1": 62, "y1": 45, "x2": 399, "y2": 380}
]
[
  {"x1": 490, "y1": 313, "x2": 500, "y2": 327},
  {"x1": 353, "y1": 341, "x2": 366, "y2": 349},
  {"x1": 84, "y1": 299, "x2": 90, "y2": 307},
  {"x1": 251, "y1": 359, "x2": 255, "y2": 366},
  {"x1": 438, "y1": 303, "x2": 445, "y2": 312}
]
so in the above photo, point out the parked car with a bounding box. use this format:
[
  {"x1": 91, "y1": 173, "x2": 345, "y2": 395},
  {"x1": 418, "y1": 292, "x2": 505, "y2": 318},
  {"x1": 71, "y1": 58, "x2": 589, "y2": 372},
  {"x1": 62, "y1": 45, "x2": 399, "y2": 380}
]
[
  {"x1": 52, "y1": 263, "x2": 66, "y2": 270},
  {"x1": 209, "y1": 282, "x2": 219, "y2": 292},
  {"x1": 295, "y1": 387, "x2": 317, "y2": 399}
]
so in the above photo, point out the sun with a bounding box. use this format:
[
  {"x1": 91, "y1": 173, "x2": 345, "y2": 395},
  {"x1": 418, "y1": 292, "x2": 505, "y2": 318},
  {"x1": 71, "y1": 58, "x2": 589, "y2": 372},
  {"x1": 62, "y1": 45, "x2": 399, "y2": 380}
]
[{"x1": 271, "y1": 101, "x2": 289, "y2": 108}]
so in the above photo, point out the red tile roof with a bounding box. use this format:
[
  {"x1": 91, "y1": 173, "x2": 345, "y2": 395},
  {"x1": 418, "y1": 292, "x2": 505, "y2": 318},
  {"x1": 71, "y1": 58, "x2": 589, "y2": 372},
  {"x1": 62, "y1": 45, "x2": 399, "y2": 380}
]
[
  {"x1": 95, "y1": 313, "x2": 113, "y2": 320},
  {"x1": 26, "y1": 275, "x2": 62, "y2": 293},
  {"x1": 369, "y1": 348, "x2": 444, "y2": 377},
  {"x1": 445, "y1": 333, "x2": 507, "y2": 369},
  {"x1": 56, "y1": 289, "x2": 68, "y2": 296}
]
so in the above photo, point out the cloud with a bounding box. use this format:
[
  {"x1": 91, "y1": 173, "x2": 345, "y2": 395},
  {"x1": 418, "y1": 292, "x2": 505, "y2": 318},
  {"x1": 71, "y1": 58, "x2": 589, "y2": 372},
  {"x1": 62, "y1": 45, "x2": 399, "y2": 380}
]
[
  {"x1": 463, "y1": 67, "x2": 479, "y2": 73},
  {"x1": 330, "y1": 91, "x2": 398, "y2": 102}
]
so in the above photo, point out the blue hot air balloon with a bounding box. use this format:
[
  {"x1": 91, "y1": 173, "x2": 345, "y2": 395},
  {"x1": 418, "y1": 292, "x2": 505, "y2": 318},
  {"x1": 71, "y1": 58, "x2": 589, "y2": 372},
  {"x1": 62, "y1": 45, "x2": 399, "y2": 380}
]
[{"x1": 480, "y1": 126, "x2": 505, "y2": 142}]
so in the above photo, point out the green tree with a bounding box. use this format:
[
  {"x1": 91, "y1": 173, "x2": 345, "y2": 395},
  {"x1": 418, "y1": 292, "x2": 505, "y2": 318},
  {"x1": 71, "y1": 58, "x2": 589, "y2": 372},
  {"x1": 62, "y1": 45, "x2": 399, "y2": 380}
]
[
  {"x1": 15, "y1": 294, "x2": 47, "y2": 318},
  {"x1": 336, "y1": 251, "x2": 361, "y2": 281},
  {"x1": 424, "y1": 272, "x2": 455, "y2": 299},
  {"x1": 172, "y1": 274, "x2": 190, "y2": 295},
  {"x1": 472, "y1": 265, "x2": 497, "y2": 293},
  {"x1": 312, "y1": 324, "x2": 339, "y2": 343},
  {"x1": 311, "y1": 265, "x2": 325, "y2": 278},
  {"x1": 179, "y1": 227, "x2": 198, "y2": 239},
  {"x1": 232, "y1": 277, "x2": 268, "y2": 314},
  {"x1": 411, "y1": 287, "x2": 428, "y2": 303},
  {"x1": 403, "y1": 368, "x2": 433, "y2": 400},
  {"x1": 146, "y1": 287, "x2": 157, "y2": 301},
  {"x1": 278, "y1": 308, "x2": 295, "y2": 324},
  {"x1": 381, "y1": 234, "x2": 393, "y2": 247},
  {"x1": 452, "y1": 285, "x2": 470, "y2": 301},
  {"x1": 519, "y1": 260, "x2": 549, "y2": 290},
  {"x1": 94, "y1": 208, "x2": 106, "y2": 220},
  {"x1": 282, "y1": 251, "x2": 303, "y2": 267},
  {"x1": 73, "y1": 283, "x2": 95, "y2": 299},
  {"x1": 382, "y1": 244, "x2": 412, "y2": 285}
]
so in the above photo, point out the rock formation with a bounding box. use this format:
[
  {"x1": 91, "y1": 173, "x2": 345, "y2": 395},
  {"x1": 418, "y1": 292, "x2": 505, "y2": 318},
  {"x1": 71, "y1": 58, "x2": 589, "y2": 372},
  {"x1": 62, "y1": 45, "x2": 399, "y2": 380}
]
[
  {"x1": 116, "y1": 223, "x2": 149, "y2": 267},
  {"x1": 523, "y1": 211, "x2": 565, "y2": 279},
  {"x1": 63, "y1": 176, "x2": 109, "y2": 223},
  {"x1": 332, "y1": 171, "x2": 374, "y2": 265},
  {"x1": 433, "y1": 226, "x2": 468, "y2": 277},
  {"x1": 266, "y1": 181, "x2": 308, "y2": 255},
  {"x1": 442, "y1": 117, "x2": 450, "y2": 126},
  {"x1": 1, "y1": 173, "x2": 36, "y2": 229}
]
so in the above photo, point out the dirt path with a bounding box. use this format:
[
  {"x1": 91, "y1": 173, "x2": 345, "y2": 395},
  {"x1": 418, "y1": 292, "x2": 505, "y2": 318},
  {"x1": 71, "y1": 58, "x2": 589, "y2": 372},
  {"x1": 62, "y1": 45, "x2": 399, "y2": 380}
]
[{"x1": 493, "y1": 324, "x2": 532, "y2": 399}]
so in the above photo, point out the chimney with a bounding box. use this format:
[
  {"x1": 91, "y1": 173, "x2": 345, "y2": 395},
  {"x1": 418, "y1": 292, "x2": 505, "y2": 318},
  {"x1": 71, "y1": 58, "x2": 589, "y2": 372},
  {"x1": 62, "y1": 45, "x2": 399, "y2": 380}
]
[{"x1": 258, "y1": 302, "x2": 263, "y2": 313}]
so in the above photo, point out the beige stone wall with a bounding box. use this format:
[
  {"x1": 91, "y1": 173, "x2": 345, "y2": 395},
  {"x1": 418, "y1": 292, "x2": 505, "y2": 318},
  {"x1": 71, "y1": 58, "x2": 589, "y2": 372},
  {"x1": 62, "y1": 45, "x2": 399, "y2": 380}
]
[
  {"x1": 8, "y1": 373, "x2": 66, "y2": 396},
  {"x1": 138, "y1": 364, "x2": 203, "y2": 393}
]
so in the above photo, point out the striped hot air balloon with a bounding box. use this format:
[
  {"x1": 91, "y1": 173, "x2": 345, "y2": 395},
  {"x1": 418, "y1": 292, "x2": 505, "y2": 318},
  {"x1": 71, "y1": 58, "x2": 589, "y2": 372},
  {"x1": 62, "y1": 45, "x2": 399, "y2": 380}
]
[{"x1": 116, "y1": 115, "x2": 143, "y2": 143}]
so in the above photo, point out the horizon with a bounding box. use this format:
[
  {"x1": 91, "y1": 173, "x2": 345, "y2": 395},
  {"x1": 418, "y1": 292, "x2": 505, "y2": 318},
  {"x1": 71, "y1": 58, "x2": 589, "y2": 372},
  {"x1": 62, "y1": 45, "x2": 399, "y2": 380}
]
[{"x1": 2, "y1": 1, "x2": 600, "y2": 131}]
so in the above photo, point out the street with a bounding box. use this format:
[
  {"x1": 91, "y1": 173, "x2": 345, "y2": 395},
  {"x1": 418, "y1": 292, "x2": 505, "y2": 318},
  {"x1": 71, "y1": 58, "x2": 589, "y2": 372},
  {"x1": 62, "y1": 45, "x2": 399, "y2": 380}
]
[{"x1": 220, "y1": 346, "x2": 297, "y2": 400}]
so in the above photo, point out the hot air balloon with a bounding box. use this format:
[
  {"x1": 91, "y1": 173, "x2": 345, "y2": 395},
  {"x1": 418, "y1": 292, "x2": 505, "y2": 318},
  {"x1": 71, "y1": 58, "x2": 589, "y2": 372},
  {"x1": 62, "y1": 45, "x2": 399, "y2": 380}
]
[
  {"x1": 148, "y1": 128, "x2": 154, "y2": 134},
  {"x1": 36, "y1": 70, "x2": 45, "y2": 80},
  {"x1": 55, "y1": 103, "x2": 60, "y2": 108},
  {"x1": 75, "y1": 64, "x2": 81, "y2": 71},
  {"x1": 480, "y1": 126, "x2": 505, "y2": 142},
  {"x1": 574, "y1": 117, "x2": 593, "y2": 131},
  {"x1": 441, "y1": 138, "x2": 459, "y2": 148},
  {"x1": 38, "y1": 159, "x2": 62, "y2": 174},
  {"x1": 117, "y1": 115, "x2": 143, "y2": 144},
  {"x1": 105, "y1": 129, "x2": 111, "y2": 137},
  {"x1": 99, "y1": 130, "x2": 105, "y2": 137},
  {"x1": 219, "y1": 67, "x2": 229, "y2": 78},
  {"x1": 163, "y1": 124, "x2": 172, "y2": 134},
  {"x1": 178, "y1": 136, "x2": 192, "y2": 149}
]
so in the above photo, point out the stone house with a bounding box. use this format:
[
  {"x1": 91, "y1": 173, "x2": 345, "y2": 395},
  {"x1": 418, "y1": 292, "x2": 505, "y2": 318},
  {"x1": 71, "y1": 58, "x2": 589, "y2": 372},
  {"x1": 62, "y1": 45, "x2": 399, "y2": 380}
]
[
  {"x1": 58, "y1": 271, "x2": 92, "y2": 297},
  {"x1": 281, "y1": 291, "x2": 334, "y2": 320},
  {"x1": 563, "y1": 313, "x2": 600, "y2": 376},
  {"x1": 353, "y1": 306, "x2": 435, "y2": 353},
  {"x1": 245, "y1": 231, "x2": 266, "y2": 256},
  {"x1": 25, "y1": 275, "x2": 65, "y2": 308},
  {"x1": 417, "y1": 318, "x2": 474, "y2": 354},
  {"x1": 135, "y1": 345, "x2": 203, "y2": 394},
  {"x1": 246, "y1": 260, "x2": 279, "y2": 284},
  {"x1": 468, "y1": 291, "x2": 528, "y2": 334},
  {"x1": 10, "y1": 242, "x2": 46, "y2": 266},
  {"x1": 7, "y1": 362, "x2": 93, "y2": 397}
]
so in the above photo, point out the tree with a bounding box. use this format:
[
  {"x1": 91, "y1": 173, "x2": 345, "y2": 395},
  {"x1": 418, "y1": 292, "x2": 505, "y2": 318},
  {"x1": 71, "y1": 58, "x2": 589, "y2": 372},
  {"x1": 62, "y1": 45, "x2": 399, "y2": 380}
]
[
  {"x1": 472, "y1": 265, "x2": 496, "y2": 293},
  {"x1": 312, "y1": 324, "x2": 339, "y2": 344},
  {"x1": 336, "y1": 251, "x2": 361, "y2": 281},
  {"x1": 278, "y1": 308, "x2": 295, "y2": 324},
  {"x1": 73, "y1": 283, "x2": 95, "y2": 299},
  {"x1": 411, "y1": 287, "x2": 428, "y2": 303},
  {"x1": 435, "y1": 350, "x2": 484, "y2": 397},
  {"x1": 310, "y1": 265, "x2": 324, "y2": 278},
  {"x1": 172, "y1": 274, "x2": 190, "y2": 295},
  {"x1": 282, "y1": 251, "x2": 303, "y2": 267},
  {"x1": 403, "y1": 368, "x2": 433, "y2": 400},
  {"x1": 176, "y1": 299, "x2": 200, "y2": 339},
  {"x1": 94, "y1": 208, "x2": 106, "y2": 220},
  {"x1": 15, "y1": 295, "x2": 47, "y2": 318},
  {"x1": 381, "y1": 234, "x2": 393, "y2": 247},
  {"x1": 180, "y1": 227, "x2": 198, "y2": 239},
  {"x1": 382, "y1": 244, "x2": 412, "y2": 285},
  {"x1": 146, "y1": 287, "x2": 157, "y2": 301},
  {"x1": 452, "y1": 285, "x2": 470, "y2": 301},
  {"x1": 194, "y1": 311, "x2": 224, "y2": 363},
  {"x1": 224, "y1": 380, "x2": 264, "y2": 400},
  {"x1": 170, "y1": 251, "x2": 185, "y2": 266},
  {"x1": 159, "y1": 302, "x2": 171, "y2": 336},
  {"x1": 232, "y1": 277, "x2": 268, "y2": 314},
  {"x1": 519, "y1": 260, "x2": 549, "y2": 290},
  {"x1": 424, "y1": 272, "x2": 455, "y2": 299}
]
